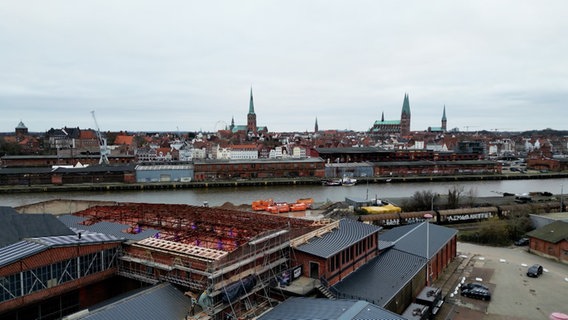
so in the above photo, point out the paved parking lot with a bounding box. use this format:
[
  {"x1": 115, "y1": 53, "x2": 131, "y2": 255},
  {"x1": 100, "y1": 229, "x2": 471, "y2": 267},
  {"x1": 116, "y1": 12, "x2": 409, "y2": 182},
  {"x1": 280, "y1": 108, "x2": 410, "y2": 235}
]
[{"x1": 437, "y1": 242, "x2": 568, "y2": 320}]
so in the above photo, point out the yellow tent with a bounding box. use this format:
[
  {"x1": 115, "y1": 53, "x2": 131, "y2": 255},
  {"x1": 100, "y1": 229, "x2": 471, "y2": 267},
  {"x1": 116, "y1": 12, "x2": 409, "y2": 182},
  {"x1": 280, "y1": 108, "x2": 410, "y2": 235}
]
[{"x1": 361, "y1": 204, "x2": 402, "y2": 214}]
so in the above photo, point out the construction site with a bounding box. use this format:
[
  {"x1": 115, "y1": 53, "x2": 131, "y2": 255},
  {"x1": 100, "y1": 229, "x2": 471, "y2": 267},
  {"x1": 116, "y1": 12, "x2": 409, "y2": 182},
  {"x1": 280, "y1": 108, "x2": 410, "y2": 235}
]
[{"x1": 67, "y1": 202, "x2": 324, "y2": 319}]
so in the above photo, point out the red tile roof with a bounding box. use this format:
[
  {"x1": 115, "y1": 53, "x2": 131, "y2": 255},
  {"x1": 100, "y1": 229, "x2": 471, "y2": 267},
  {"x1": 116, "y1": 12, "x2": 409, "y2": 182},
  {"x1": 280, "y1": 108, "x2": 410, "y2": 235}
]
[{"x1": 115, "y1": 135, "x2": 134, "y2": 145}]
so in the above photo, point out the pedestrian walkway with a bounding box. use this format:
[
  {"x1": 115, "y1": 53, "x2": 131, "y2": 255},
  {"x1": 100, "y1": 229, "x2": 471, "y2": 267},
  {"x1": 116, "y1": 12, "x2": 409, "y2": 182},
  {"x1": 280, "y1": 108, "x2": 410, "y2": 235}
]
[{"x1": 433, "y1": 251, "x2": 475, "y2": 319}]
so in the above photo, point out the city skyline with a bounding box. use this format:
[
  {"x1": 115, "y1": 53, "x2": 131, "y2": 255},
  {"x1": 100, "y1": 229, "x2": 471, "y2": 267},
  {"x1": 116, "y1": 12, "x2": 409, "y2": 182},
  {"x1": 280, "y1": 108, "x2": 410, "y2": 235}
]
[{"x1": 1, "y1": 1, "x2": 567, "y2": 133}]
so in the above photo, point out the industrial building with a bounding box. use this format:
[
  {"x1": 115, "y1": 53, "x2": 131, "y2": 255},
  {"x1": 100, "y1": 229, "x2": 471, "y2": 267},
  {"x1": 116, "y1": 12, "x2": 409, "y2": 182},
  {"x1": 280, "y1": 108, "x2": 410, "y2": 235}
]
[
  {"x1": 0, "y1": 207, "x2": 124, "y2": 320},
  {"x1": 2, "y1": 199, "x2": 462, "y2": 319},
  {"x1": 57, "y1": 203, "x2": 321, "y2": 319}
]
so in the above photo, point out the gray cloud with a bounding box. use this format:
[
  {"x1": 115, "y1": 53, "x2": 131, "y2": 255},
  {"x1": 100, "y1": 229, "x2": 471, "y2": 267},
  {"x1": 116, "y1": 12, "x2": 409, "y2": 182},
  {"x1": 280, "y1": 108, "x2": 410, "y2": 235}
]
[{"x1": 1, "y1": 1, "x2": 567, "y2": 133}]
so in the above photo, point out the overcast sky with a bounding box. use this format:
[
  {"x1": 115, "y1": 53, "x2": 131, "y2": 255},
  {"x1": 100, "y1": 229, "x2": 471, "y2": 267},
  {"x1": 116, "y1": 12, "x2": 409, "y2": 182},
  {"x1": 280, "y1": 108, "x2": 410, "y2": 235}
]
[{"x1": 1, "y1": 1, "x2": 567, "y2": 134}]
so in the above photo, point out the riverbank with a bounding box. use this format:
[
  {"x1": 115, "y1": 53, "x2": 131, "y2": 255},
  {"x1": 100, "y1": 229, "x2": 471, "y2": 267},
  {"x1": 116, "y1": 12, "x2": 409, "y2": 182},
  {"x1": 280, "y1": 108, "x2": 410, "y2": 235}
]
[{"x1": 1, "y1": 172, "x2": 567, "y2": 194}]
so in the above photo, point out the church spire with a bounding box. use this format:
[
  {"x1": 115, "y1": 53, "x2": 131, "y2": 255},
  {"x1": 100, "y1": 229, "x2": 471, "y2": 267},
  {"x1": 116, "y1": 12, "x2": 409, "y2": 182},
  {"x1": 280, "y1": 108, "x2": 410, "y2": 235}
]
[
  {"x1": 401, "y1": 93, "x2": 411, "y2": 116},
  {"x1": 381, "y1": 111, "x2": 384, "y2": 122},
  {"x1": 441, "y1": 105, "x2": 447, "y2": 132},
  {"x1": 314, "y1": 117, "x2": 319, "y2": 133},
  {"x1": 247, "y1": 87, "x2": 257, "y2": 134},
  {"x1": 248, "y1": 87, "x2": 255, "y2": 115},
  {"x1": 400, "y1": 93, "x2": 411, "y2": 136}
]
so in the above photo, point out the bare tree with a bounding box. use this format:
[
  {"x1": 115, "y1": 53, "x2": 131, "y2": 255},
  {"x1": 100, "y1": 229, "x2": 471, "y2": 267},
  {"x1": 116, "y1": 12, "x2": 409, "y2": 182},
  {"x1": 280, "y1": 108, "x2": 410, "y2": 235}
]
[
  {"x1": 403, "y1": 190, "x2": 438, "y2": 212},
  {"x1": 447, "y1": 185, "x2": 464, "y2": 209}
]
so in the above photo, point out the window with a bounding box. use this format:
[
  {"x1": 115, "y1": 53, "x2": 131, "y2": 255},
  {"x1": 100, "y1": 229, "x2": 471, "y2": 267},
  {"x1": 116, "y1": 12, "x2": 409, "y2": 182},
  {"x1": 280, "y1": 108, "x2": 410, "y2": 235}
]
[{"x1": 0, "y1": 274, "x2": 21, "y2": 303}]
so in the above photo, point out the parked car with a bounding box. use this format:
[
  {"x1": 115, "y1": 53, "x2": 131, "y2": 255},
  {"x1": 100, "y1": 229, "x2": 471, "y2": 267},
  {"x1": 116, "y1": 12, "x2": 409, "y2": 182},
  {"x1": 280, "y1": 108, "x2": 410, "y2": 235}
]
[
  {"x1": 460, "y1": 282, "x2": 489, "y2": 293},
  {"x1": 527, "y1": 264, "x2": 543, "y2": 278},
  {"x1": 461, "y1": 287, "x2": 491, "y2": 301},
  {"x1": 514, "y1": 237, "x2": 529, "y2": 246}
]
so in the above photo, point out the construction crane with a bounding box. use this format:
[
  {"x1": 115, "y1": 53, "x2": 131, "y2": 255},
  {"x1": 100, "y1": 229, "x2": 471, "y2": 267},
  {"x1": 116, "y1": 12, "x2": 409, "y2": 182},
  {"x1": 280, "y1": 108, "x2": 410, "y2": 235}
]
[{"x1": 91, "y1": 110, "x2": 110, "y2": 165}]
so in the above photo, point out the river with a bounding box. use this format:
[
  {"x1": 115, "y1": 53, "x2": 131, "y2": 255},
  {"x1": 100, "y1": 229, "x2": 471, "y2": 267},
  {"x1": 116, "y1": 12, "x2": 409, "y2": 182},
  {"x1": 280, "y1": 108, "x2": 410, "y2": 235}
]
[{"x1": 1, "y1": 178, "x2": 567, "y2": 208}]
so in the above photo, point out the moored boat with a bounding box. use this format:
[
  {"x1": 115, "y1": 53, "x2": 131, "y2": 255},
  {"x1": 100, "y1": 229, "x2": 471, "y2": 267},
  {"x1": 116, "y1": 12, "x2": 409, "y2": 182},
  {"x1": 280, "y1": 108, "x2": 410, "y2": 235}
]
[
  {"x1": 266, "y1": 202, "x2": 290, "y2": 214},
  {"x1": 322, "y1": 179, "x2": 342, "y2": 186},
  {"x1": 341, "y1": 176, "x2": 357, "y2": 186},
  {"x1": 251, "y1": 199, "x2": 274, "y2": 211}
]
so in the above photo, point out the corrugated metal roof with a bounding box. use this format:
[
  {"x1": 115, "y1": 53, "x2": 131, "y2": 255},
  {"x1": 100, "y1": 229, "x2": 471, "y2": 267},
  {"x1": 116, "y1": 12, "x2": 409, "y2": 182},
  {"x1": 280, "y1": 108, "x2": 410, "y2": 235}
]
[
  {"x1": 135, "y1": 164, "x2": 193, "y2": 171},
  {"x1": 30, "y1": 233, "x2": 121, "y2": 246},
  {"x1": 58, "y1": 214, "x2": 87, "y2": 225},
  {"x1": 54, "y1": 164, "x2": 136, "y2": 173},
  {"x1": 380, "y1": 222, "x2": 457, "y2": 259},
  {"x1": 333, "y1": 248, "x2": 425, "y2": 307},
  {"x1": 294, "y1": 219, "x2": 381, "y2": 258},
  {"x1": 59, "y1": 215, "x2": 160, "y2": 241},
  {"x1": 0, "y1": 240, "x2": 46, "y2": 268},
  {"x1": 258, "y1": 297, "x2": 406, "y2": 320},
  {"x1": 0, "y1": 232, "x2": 122, "y2": 268},
  {"x1": 76, "y1": 283, "x2": 192, "y2": 320}
]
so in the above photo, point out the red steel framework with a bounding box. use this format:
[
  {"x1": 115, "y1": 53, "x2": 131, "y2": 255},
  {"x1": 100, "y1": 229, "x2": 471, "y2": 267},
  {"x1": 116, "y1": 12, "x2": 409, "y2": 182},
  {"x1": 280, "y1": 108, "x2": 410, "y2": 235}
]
[{"x1": 74, "y1": 203, "x2": 316, "y2": 252}]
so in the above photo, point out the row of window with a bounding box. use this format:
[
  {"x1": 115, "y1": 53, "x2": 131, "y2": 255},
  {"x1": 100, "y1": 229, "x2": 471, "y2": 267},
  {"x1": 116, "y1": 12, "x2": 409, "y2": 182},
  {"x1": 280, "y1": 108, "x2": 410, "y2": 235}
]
[
  {"x1": 0, "y1": 248, "x2": 118, "y2": 303},
  {"x1": 328, "y1": 236, "x2": 375, "y2": 273},
  {"x1": 196, "y1": 163, "x2": 320, "y2": 171}
]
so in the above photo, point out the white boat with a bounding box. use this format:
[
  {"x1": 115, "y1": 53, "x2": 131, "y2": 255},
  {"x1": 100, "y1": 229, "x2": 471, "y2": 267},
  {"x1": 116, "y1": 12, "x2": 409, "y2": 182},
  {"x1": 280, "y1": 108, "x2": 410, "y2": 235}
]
[
  {"x1": 341, "y1": 177, "x2": 357, "y2": 186},
  {"x1": 322, "y1": 179, "x2": 342, "y2": 186}
]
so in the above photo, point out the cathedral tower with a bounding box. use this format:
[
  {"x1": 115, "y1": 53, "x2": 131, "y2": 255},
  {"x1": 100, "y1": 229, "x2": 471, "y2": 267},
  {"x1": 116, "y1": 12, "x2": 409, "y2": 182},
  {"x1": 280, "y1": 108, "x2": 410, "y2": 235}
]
[
  {"x1": 247, "y1": 88, "x2": 257, "y2": 134},
  {"x1": 400, "y1": 93, "x2": 411, "y2": 136}
]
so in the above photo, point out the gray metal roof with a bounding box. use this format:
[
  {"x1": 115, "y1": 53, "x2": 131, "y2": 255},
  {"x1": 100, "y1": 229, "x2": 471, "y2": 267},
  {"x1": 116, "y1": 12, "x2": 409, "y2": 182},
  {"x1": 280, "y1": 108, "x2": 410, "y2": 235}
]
[
  {"x1": 0, "y1": 240, "x2": 46, "y2": 268},
  {"x1": 316, "y1": 147, "x2": 385, "y2": 154},
  {"x1": 258, "y1": 297, "x2": 406, "y2": 320},
  {"x1": 333, "y1": 248, "x2": 426, "y2": 307},
  {"x1": 294, "y1": 219, "x2": 381, "y2": 258},
  {"x1": 380, "y1": 222, "x2": 458, "y2": 259},
  {"x1": 58, "y1": 215, "x2": 161, "y2": 241},
  {"x1": 371, "y1": 160, "x2": 498, "y2": 166},
  {"x1": 75, "y1": 283, "x2": 192, "y2": 320},
  {"x1": 0, "y1": 233, "x2": 122, "y2": 268},
  {"x1": 135, "y1": 164, "x2": 193, "y2": 170},
  {"x1": 0, "y1": 206, "x2": 75, "y2": 247}
]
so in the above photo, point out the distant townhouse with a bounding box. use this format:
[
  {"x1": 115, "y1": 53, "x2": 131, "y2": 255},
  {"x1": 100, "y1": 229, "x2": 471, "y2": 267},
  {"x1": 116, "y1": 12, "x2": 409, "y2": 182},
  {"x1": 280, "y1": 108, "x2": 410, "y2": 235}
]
[{"x1": 229, "y1": 144, "x2": 258, "y2": 160}]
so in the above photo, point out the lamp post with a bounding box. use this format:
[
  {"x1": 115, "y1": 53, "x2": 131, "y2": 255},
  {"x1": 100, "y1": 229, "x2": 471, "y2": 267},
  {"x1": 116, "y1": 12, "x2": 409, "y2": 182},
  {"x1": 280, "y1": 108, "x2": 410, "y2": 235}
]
[
  {"x1": 431, "y1": 193, "x2": 437, "y2": 212},
  {"x1": 424, "y1": 213, "x2": 433, "y2": 286},
  {"x1": 561, "y1": 184, "x2": 564, "y2": 212}
]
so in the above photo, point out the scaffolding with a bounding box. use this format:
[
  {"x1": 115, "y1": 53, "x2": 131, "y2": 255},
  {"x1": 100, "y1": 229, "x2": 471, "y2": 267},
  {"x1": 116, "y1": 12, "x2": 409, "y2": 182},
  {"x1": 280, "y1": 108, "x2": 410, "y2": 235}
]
[{"x1": 73, "y1": 202, "x2": 321, "y2": 319}]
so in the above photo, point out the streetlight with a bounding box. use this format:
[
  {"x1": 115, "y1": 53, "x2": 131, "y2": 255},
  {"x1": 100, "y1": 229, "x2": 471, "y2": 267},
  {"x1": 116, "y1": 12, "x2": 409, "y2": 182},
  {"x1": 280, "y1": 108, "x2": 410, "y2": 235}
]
[
  {"x1": 561, "y1": 184, "x2": 564, "y2": 212},
  {"x1": 430, "y1": 193, "x2": 438, "y2": 212},
  {"x1": 424, "y1": 213, "x2": 433, "y2": 286}
]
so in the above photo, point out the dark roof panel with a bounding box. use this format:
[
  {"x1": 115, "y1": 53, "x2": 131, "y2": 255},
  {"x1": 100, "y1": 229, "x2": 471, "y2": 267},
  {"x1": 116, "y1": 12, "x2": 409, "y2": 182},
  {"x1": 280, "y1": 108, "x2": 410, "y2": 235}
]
[
  {"x1": 0, "y1": 207, "x2": 75, "y2": 247},
  {"x1": 380, "y1": 222, "x2": 457, "y2": 259},
  {"x1": 58, "y1": 215, "x2": 160, "y2": 241},
  {"x1": 294, "y1": 219, "x2": 381, "y2": 258},
  {"x1": 77, "y1": 283, "x2": 191, "y2": 320},
  {"x1": 333, "y1": 248, "x2": 426, "y2": 307},
  {"x1": 258, "y1": 297, "x2": 406, "y2": 320}
]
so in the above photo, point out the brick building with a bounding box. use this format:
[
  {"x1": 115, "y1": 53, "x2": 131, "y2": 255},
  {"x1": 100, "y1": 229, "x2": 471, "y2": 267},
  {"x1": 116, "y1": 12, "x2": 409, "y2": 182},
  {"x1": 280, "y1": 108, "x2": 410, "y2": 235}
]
[
  {"x1": 0, "y1": 207, "x2": 124, "y2": 320},
  {"x1": 291, "y1": 219, "x2": 381, "y2": 286},
  {"x1": 526, "y1": 220, "x2": 568, "y2": 264}
]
